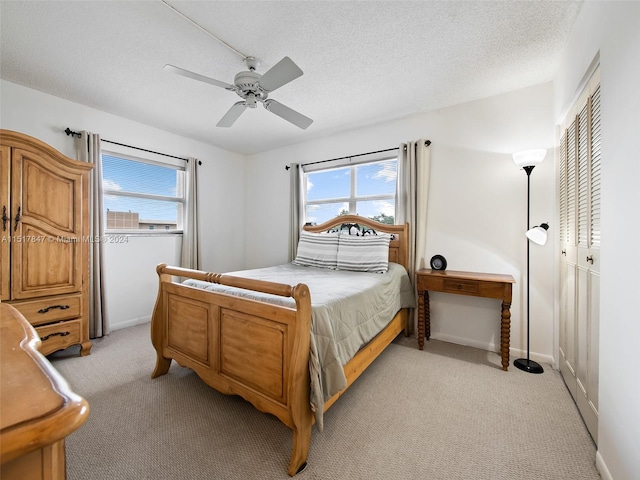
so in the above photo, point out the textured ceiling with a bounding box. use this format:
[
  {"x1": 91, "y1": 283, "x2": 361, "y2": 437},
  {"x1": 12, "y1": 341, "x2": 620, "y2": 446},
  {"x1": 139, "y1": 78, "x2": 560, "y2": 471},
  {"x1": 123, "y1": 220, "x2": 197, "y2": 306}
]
[{"x1": 0, "y1": 1, "x2": 583, "y2": 155}]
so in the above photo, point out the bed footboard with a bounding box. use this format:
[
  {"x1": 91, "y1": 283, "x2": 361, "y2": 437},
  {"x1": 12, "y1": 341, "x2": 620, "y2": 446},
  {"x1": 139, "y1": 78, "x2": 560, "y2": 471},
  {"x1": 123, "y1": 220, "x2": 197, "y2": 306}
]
[{"x1": 150, "y1": 264, "x2": 313, "y2": 476}]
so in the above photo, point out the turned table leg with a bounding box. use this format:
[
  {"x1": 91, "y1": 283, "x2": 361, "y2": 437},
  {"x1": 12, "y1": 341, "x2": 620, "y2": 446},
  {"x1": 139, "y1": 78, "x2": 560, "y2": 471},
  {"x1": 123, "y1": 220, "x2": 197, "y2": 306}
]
[
  {"x1": 418, "y1": 290, "x2": 430, "y2": 350},
  {"x1": 501, "y1": 301, "x2": 511, "y2": 371},
  {"x1": 424, "y1": 291, "x2": 431, "y2": 342}
]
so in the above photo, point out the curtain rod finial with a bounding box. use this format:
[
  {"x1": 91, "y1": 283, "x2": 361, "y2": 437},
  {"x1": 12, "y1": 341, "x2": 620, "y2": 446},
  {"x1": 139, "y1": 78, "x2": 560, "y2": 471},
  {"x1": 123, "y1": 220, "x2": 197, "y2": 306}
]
[{"x1": 64, "y1": 127, "x2": 81, "y2": 138}]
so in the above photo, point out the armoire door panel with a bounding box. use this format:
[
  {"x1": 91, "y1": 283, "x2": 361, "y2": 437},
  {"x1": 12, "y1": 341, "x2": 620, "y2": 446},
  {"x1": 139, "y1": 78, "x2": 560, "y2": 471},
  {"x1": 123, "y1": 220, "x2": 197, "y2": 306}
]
[
  {"x1": 10, "y1": 149, "x2": 84, "y2": 299},
  {"x1": 12, "y1": 226, "x2": 80, "y2": 299},
  {"x1": 13, "y1": 149, "x2": 82, "y2": 234}
]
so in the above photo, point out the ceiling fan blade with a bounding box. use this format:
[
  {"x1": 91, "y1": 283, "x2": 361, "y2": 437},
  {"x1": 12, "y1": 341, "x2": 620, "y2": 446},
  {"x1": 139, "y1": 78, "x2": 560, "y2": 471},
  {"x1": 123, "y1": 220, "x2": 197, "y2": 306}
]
[
  {"x1": 164, "y1": 64, "x2": 234, "y2": 90},
  {"x1": 258, "y1": 57, "x2": 303, "y2": 92},
  {"x1": 217, "y1": 102, "x2": 247, "y2": 127},
  {"x1": 264, "y1": 100, "x2": 313, "y2": 130}
]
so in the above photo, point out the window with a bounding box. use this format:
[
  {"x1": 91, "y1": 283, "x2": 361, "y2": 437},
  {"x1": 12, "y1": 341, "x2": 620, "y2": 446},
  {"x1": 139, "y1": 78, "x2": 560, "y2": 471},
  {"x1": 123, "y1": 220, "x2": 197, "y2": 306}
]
[
  {"x1": 303, "y1": 157, "x2": 397, "y2": 225},
  {"x1": 102, "y1": 152, "x2": 185, "y2": 233}
]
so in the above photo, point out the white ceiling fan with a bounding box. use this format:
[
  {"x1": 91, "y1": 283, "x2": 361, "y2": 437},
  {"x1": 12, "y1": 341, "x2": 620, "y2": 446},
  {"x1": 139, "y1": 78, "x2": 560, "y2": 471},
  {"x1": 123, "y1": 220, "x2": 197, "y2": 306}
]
[{"x1": 164, "y1": 56, "x2": 313, "y2": 129}]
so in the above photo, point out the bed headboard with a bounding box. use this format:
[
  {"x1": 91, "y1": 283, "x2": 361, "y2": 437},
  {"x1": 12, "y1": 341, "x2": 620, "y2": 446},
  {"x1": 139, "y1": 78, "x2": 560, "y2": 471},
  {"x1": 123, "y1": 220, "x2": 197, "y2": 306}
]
[{"x1": 303, "y1": 215, "x2": 409, "y2": 271}]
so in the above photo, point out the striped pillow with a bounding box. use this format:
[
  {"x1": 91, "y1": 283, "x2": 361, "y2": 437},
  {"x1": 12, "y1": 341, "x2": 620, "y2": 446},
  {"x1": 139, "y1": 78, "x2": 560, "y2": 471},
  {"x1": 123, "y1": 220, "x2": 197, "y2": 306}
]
[
  {"x1": 292, "y1": 231, "x2": 340, "y2": 269},
  {"x1": 337, "y1": 233, "x2": 391, "y2": 273}
]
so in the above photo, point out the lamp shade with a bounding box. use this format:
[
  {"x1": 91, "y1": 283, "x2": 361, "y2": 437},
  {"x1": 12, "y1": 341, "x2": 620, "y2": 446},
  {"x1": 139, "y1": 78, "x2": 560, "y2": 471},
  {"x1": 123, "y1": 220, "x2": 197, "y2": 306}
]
[
  {"x1": 513, "y1": 149, "x2": 546, "y2": 168},
  {"x1": 526, "y1": 223, "x2": 549, "y2": 245}
]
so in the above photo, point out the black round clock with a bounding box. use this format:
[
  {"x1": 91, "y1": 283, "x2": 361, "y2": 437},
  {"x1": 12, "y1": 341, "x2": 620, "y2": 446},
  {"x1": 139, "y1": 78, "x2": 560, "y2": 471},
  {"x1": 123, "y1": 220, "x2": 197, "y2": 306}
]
[{"x1": 430, "y1": 254, "x2": 447, "y2": 271}]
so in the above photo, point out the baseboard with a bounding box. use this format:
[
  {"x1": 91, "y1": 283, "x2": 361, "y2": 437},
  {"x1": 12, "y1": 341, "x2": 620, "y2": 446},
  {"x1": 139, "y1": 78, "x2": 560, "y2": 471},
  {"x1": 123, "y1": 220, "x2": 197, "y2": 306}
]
[
  {"x1": 111, "y1": 315, "x2": 151, "y2": 331},
  {"x1": 431, "y1": 332, "x2": 498, "y2": 352},
  {"x1": 596, "y1": 451, "x2": 613, "y2": 480},
  {"x1": 431, "y1": 332, "x2": 555, "y2": 367}
]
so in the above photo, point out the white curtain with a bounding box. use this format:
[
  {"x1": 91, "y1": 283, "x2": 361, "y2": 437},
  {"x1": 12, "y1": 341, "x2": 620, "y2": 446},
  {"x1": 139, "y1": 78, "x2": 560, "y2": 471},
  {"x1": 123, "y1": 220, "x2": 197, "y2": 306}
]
[
  {"x1": 181, "y1": 157, "x2": 199, "y2": 270},
  {"x1": 288, "y1": 163, "x2": 304, "y2": 261},
  {"x1": 75, "y1": 131, "x2": 109, "y2": 338},
  {"x1": 396, "y1": 139, "x2": 432, "y2": 334}
]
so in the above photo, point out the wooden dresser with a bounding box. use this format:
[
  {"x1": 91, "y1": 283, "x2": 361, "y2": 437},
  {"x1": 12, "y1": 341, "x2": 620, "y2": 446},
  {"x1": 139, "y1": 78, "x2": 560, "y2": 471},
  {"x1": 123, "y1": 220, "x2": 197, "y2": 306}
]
[
  {"x1": 1, "y1": 130, "x2": 93, "y2": 356},
  {"x1": 0, "y1": 302, "x2": 89, "y2": 479}
]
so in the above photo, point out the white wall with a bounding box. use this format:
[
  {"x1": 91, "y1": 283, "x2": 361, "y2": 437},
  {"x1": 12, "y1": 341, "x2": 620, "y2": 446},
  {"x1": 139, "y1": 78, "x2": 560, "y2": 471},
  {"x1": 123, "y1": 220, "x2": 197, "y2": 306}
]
[
  {"x1": 0, "y1": 80, "x2": 246, "y2": 330},
  {"x1": 553, "y1": 3, "x2": 640, "y2": 480},
  {"x1": 245, "y1": 82, "x2": 556, "y2": 364}
]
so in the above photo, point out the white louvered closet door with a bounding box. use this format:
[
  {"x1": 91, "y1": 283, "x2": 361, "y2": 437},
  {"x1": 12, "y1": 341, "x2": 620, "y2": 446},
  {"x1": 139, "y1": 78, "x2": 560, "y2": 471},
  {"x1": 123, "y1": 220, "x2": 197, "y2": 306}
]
[
  {"x1": 559, "y1": 124, "x2": 578, "y2": 398},
  {"x1": 558, "y1": 69, "x2": 600, "y2": 444}
]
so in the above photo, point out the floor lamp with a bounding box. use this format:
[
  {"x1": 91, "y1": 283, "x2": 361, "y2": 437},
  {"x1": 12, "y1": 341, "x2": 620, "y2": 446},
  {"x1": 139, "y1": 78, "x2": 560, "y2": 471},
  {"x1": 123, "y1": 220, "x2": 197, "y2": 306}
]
[{"x1": 513, "y1": 149, "x2": 547, "y2": 374}]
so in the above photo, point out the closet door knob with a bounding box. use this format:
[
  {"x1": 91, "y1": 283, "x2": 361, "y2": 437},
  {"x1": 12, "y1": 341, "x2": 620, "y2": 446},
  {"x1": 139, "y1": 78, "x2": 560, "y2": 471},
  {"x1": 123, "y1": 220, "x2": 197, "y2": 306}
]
[{"x1": 586, "y1": 255, "x2": 594, "y2": 264}]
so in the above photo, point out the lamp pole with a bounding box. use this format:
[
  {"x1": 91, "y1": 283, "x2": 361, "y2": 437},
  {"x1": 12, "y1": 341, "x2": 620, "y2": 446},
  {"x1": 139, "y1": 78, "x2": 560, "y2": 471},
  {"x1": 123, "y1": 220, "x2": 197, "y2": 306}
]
[{"x1": 514, "y1": 165, "x2": 544, "y2": 374}]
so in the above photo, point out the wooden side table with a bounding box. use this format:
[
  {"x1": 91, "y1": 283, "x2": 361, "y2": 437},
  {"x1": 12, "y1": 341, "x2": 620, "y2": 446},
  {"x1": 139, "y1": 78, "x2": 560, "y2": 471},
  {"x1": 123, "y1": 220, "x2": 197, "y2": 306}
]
[{"x1": 415, "y1": 269, "x2": 515, "y2": 371}]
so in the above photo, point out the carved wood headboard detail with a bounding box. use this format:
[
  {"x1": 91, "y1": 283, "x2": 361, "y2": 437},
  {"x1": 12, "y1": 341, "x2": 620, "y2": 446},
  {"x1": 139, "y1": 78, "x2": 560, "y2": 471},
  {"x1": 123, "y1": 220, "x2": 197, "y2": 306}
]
[{"x1": 302, "y1": 215, "x2": 409, "y2": 271}]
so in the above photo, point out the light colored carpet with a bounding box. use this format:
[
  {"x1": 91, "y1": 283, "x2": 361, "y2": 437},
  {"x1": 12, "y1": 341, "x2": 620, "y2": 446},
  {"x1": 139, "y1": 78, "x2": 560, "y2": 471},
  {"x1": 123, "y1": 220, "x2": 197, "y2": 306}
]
[{"x1": 50, "y1": 324, "x2": 600, "y2": 479}]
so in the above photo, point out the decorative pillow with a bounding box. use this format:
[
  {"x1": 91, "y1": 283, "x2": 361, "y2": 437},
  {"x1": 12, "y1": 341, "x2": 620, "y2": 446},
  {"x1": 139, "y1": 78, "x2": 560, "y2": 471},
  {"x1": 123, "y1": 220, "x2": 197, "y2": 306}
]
[
  {"x1": 292, "y1": 231, "x2": 340, "y2": 269},
  {"x1": 337, "y1": 233, "x2": 391, "y2": 273}
]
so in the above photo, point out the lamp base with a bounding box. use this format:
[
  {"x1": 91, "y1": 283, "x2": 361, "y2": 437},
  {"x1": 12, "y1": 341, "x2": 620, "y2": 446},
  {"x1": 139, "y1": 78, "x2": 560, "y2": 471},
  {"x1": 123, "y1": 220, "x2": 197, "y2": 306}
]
[{"x1": 513, "y1": 358, "x2": 544, "y2": 374}]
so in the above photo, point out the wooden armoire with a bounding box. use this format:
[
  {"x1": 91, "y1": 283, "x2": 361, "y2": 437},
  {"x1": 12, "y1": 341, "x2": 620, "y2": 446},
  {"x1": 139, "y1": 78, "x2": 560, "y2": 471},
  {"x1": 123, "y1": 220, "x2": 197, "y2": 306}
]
[{"x1": 1, "y1": 130, "x2": 93, "y2": 356}]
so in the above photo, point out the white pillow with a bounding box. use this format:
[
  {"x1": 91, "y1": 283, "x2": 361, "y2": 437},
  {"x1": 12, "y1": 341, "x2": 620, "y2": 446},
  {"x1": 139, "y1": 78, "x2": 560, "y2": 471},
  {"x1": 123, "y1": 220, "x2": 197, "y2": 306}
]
[
  {"x1": 292, "y1": 231, "x2": 339, "y2": 269},
  {"x1": 337, "y1": 233, "x2": 391, "y2": 273}
]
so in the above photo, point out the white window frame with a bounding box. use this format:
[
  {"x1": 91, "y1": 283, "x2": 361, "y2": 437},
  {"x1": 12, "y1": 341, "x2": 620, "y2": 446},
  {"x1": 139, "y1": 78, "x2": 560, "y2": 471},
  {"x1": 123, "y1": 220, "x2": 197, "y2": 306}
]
[
  {"x1": 101, "y1": 148, "x2": 186, "y2": 235},
  {"x1": 302, "y1": 151, "x2": 398, "y2": 225}
]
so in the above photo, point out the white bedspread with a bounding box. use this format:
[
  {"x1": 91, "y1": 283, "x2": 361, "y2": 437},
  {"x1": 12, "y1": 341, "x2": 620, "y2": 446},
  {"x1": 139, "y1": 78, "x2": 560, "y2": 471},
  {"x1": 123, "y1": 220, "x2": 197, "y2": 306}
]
[{"x1": 183, "y1": 262, "x2": 415, "y2": 429}]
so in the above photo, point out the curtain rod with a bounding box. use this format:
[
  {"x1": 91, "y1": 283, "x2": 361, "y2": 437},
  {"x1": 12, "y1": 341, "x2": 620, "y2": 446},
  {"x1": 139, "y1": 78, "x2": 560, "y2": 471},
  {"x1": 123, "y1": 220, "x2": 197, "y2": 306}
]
[
  {"x1": 287, "y1": 140, "x2": 431, "y2": 170},
  {"x1": 101, "y1": 139, "x2": 190, "y2": 162},
  {"x1": 65, "y1": 127, "x2": 192, "y2": 163}
]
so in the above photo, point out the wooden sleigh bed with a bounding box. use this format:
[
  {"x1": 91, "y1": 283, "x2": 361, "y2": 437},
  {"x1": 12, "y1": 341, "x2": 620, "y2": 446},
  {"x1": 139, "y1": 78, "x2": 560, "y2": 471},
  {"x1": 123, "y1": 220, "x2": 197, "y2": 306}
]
[{"x1": 150, "y1": 215, "x2": 412, "y2": 476}]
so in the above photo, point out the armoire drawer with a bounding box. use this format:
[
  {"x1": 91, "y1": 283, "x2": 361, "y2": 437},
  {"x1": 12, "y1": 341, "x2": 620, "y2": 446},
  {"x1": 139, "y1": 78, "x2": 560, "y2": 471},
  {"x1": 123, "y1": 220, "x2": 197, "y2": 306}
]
[
  {"x1": 10, "y1": 294, "x2": 82, "y2": 327},
  {"x1": 35, "y1": 320, "x2": 82, "y2": 357}
]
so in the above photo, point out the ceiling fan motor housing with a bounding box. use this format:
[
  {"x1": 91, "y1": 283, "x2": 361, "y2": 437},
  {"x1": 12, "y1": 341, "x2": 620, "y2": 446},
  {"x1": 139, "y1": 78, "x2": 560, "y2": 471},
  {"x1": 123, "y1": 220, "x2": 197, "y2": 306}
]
[{"x1": 234, "y1": 70, "x2": 262, "y2": 94}]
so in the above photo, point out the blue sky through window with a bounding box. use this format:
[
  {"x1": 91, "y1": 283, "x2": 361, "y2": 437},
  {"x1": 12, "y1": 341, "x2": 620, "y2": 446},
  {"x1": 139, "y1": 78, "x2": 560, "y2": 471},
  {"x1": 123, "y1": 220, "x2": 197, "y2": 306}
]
[
  {"x1": 305, "y1": 158, "x2": 397, "y2": 224},
  {"x1": 102, "y1": 154, "x2": 183, "y2": 226}
]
